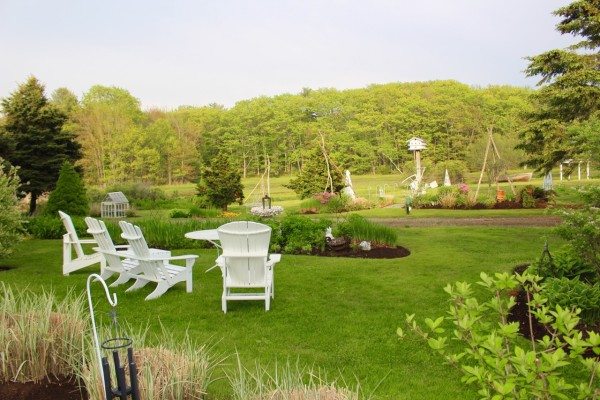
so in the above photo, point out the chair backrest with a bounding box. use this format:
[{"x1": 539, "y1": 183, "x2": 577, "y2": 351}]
[
  {"x1": 59, "y1": 211, "x2": 84, "y2": 258},
  {"x1": 217, "y1": 221, "x2": 271, "y2": 285},
  {"x1": 118, "y1": 221, "x2": 162, "y2": 280},
  {"x1": 84, "y1": 217, "x2": 123, "y2": 269}
]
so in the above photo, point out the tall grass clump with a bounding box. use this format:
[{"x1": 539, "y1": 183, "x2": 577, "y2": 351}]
[
  {"x1": 228, "y1": 356, "x2": 361, "y2": 400},
  {"x1": 80, "y1": 325, "x2": 217, "y2": 400},
  {"x1": 0, "y1": 284, "x2": 88, "y2": 382},
  {"x1": 134, "y1": 218, "x2": 230, "y2": 249},
  {"x1": 335, "y1": 214, "x2": 397, "y2": 246}
]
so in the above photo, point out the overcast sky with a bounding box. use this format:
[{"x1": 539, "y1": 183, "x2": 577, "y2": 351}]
[{"x1": 0, "y1": 0, "x2": 573, "y2": 110}]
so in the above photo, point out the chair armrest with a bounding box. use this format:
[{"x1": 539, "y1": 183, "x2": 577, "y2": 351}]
[
  {"x1": 135, "y1": 254, "x2": 198, "y2": 262},
  {"x1": 79, "y1": 239, "x2": 98, "y2": 244},
  {"x1": 266, "y1": 254, "x2": 281, "y2": 267}
]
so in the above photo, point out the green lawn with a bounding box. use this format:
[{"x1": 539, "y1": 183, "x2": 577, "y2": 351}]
[{"x1": 1, "y1": 226, "x2": 562, "y2": 399}]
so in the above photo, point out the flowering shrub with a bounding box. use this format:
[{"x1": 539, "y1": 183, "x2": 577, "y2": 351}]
[
  {"x1": 457, "y1": 183, "x2": 469, "y2": 194},
  {"x1": 250, "y1": 206, "x2": 284, "y2": 217},
  {"x1": 221, "y1": 211, "x2": 239, "y2": 218}
]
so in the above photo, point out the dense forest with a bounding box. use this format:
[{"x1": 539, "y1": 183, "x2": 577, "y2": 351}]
[{"x1": 47, "y1": 80, "x2": 533, "y2": 186}]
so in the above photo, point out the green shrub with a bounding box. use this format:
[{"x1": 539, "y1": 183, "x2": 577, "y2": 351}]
[
  {"x1": 530, "y1": 245, "x2": 598, "y2": 283},
  {"x1": 402, "y1": 271, "x2": 600, "y2": 400},
  {"x1": 0, "y1": 161, "x2": 24, "y2": 258},
  {"x1": 579, "y1": 185, "x2": 600, "y2": 207},
  {"x1": 107, "y1": 183, "x2": 168, "y2": 209},
  {"x1": 334, "y1": 214, "x2": 397, "y2": 246},
  {"x1": 45, "y1": 161, "x2": 89, "y2": 216},
  {"x1": 544, "y1": 277, "x2": 600, "y2": 324},
  {"x1": 267, "y1": 215, "x2": 330, "y2": 254},
  {"x1": 555, "y1": 208, "x2": 600, "y2": 273},
  {"x1": 27, "y1": 216, "x2": 70, "y2": 239},
  {"x1": 170, "y1": 209, "x2": 191, "y2": 218}
]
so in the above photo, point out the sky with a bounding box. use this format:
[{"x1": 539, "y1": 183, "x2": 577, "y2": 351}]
[{"x1": 0, "y1": 0, "x2": 574, "y2": 110}]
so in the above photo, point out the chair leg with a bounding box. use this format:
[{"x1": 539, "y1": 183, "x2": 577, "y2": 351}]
[
  {"x1": 126, "y1": 278, "x2": 149, "y2": 292},
  {"x1": 145, "y1": 281, "x2": 170, "y2": 300},
  {"x1": 100, "y1": 270, "x2": 115, "y2": 281},
  {"x1": 186, "y1": 273, "x2": 193, "y2": 293},
  {"x1": 110, "y1": 273, "x2": 132, "y2": 287},
  {"x1": 265, "y1": 289, "x2": 271, "y2": 311},
  {"x1": 222, "y1": 295, "x2": 227, "y2": 313}
]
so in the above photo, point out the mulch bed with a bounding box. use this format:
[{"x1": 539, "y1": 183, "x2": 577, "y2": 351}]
[
  {"x1": 0, "y1": 266, "x2": 13, "y2": 272},
  {"x1": 0, "y1": 375, "x2": 87, "y2": 400},
  {"x1": 418, "y1": 199, "x2": 547, "y2": 210},
  {"x1": 312, "y1": 245, "x2": 410, "y2": 259}
]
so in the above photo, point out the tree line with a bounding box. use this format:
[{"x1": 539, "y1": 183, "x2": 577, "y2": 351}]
[{"x1": 45, "y1": 80, "x2": 534, "y2": 186}]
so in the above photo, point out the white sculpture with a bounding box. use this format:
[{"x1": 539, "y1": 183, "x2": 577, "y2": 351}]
[
  {"x1": 325, "y1": 227, "x2": 335, "y2": 241},
  {"x1": 342, "y1": 170, "x2": 356, "y2": 200},
  {"x1": 444, "y1": 169, "x2": 451, "y2": 186}
]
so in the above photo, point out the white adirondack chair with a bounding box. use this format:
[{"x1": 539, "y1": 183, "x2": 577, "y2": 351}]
[
  {"x1": 216, "y1": 221, "x2": 281, "y2": 313},
  {"x1": 118, "y1": 221, "x2": 197, "y2": 300},
  {"x1": 84, "y1": 217, "x2": 171, "y2": 287},
  {"x1": 59, "y1": 211, "x2": 105, "y2": 275}
]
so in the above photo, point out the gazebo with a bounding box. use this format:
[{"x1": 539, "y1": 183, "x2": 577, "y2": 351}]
[{"x1": 101, "y1": 192, "x2": 129, "y2": 218}]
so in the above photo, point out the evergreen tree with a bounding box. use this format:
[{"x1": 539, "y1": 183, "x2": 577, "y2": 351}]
[
  {"x1": 197, "y1": 152, "x2": 244, "y2": 210},
  {"x1": 518, "y1": 0, "x2": 600, "y2": 171},
  {"x1": 45, "y1": 161, "x2": 89, "y2": 216},
  {"x1": 1, "y1": 77, "x2": 81, "y2": 214},
  {"x1": 286, "y1": 146, "x2": 344, "y2": 199},
  {"x1": 0, "y1": 159, "x2": 23, "y2": 259}
]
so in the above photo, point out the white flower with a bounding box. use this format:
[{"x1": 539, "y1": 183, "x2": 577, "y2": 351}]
[{"x1": 250, "y1": 206, "x2": 284, "y2": 217}]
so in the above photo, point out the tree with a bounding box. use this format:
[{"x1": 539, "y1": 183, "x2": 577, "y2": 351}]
[
  {"x1": 45, "y1": 161, "x2": 89, "y2": 216},
  {"x1": 0, "y1": 159, "x2": 23, "y2": 259},
  {"x1": 197, "y1": 152, "x2": 244, "y2": 210},
  {"x1": 286, "y1": 145, "x2": 344, "y2": 199},
  {"x1": 0, "y1": 77, "x2": 81, "y2": 214},
  {"x1": 518, "y1": 0, "x2": 600, "y2": 172}
]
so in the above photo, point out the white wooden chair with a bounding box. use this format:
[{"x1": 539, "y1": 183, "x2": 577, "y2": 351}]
[
  {"x1": 118, "y1": 221, "x2": 197, "y2": 300},
  {"x1": 59, "y1": 211, "x2": 105, "y2": 275},
  {"x1": 84, "y1": 217, "x2": 171, "y2": 287},
  {"x1": 216, "y1": 221, "x2": 281, "y2": 313}
]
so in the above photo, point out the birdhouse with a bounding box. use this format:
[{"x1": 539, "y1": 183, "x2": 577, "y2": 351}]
[{"x1": 407, "y1": 137, "x2": 426, "y2": 151}]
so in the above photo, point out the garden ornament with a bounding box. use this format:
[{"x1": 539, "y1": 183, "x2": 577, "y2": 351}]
[{"x1": 87, "y1": 274, "x2": 140, "y2": 400}]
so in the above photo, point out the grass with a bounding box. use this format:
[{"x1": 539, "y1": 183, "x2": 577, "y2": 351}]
[{"x1": 0, "y1": 225, "x2": 563, "y2": 399}]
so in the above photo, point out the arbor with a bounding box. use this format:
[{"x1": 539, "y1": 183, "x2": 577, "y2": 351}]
[
  {"x1": 45, "y1": 161, "x2": 89, "y2": 216},
  {"x1": 518, "y1": 0, "x2": 600, "y2": 172},
  {"x1": 197, "y1": 152, "x2": 244, "y2": 210},
  {"x1": 0, "y1": 77, "x2": 81, "y2": 214}
]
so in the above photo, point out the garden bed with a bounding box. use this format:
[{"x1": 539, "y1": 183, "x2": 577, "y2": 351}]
[
  {"x1": 312, "y1": 245, "x2": 410, "y2": 259},
  {"x1": 0, "y1": 375, "x2": 87, "y2": 400}
]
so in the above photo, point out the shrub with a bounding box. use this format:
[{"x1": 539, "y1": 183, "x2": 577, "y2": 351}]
[
  {"x1": 286, "y1": 147, "x2": 344, "y2": 199},
  {"x1": 555, "y1": 207, "x2": 600, "y2": 274},
  {"x1": 438, "y1": 191, "x2": 458, "y2": 209},
  {"x1": 402, "y1": 271, "x2": 600, "y2": 400},
  {"x1": 26, "y1": 215, "x2": 70, "y2": 239},
  {"x1": 268, "y1": 215, "x2": 330, "y2": 254},
  {"x1": 579, "y1": 185, "x2": 600, "y2": 207},
  {"x1": 197, "y1": 152, "x2": 244, "y2": 211},
  {"x1": 544, "y1": 277, "x2": 600, "y2": 324},
  {"x1": 530, "y1": 245, "x2": 597, "y2": 283},
  {"x1": 0, "y1": 161, "x2": 23, "y2": 258},
  {"x1": 334, "y1": 214, "x2": 397, "y2": 246},
  {"x1": 189, "y1": 206, "x2": 221, "y2": 218},
  {"x1": 170, "y1": 209, "x2": 190, "y2": 218},
  {"x1": 107, "y1": 183, "x2": 167, "y2": 209},
  {"x1": 45, "y1": 161, "x2": 89, "y2": 216}
]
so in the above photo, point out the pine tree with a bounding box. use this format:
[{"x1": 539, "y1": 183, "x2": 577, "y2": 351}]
[
  {"x1": 45, "y1": 161, "x2": 89, "y2": 216},
  {"x1": 1, "y1": 77, "x2": 81, "y2": 214},
  {"x1": 197, "y1": 152, "x2": 244, "y2": 210},
  {"x1": 518, "y1": 0, "x2": 600, "y2": 171},
  {"x1": 286, "y1": 146, "x2": 344, "y2": 199}
]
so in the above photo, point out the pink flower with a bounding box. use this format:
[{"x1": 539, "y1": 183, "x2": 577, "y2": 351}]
[{"x1": 458, "y1": 183, "x2": 470, "y2": 194}]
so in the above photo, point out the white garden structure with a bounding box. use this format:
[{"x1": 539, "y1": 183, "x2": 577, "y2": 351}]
[
  {"x1": 119, "y1": 221, "x2": 197, "y2": 300},
  {"x1": 59, "y1": 211, "x2": 104, "y2": 275},
  {"x1": 101, "y1": 192, "x2": 129, "y2": 218},
  {"x1": 216, "y1": 221, "x2": 281, "y2": 313}
]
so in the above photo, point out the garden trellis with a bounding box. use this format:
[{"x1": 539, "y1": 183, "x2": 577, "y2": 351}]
[{"x1": 101, "y1": 192, "x2": 130, "y2": 218}]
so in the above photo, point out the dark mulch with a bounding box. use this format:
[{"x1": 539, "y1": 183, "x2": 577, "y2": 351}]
[
  {"x1": 0, "y1": 375, "x2": 87, "y2": 400},
  {"x1": 312, "y1": 245, "x2": 410, "y2": 259},
  {"x1": 0, "y1": 266, "x2": 13, "y2": 272},
  {"x1": 418, "y1": 200, "x2": 548, "y2": 210}
]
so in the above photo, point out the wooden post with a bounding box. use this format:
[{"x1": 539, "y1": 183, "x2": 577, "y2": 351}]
[
  {"x1": 474, "y1": 128, "x2": 492, "y2": 199},
  {"x1": 415, "y1": 150, "x2": 422, "y2": 186},
  {"x1": 560, "y1": 163, "x2": 563, "y2": 181},
  {"x1": 578, "y1": 161, "x2": 581, "y2": 180}
]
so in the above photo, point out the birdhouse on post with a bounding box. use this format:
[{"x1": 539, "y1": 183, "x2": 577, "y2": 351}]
[{"x1": 407, "y1": 137, "x2": 426, "y2": 188}]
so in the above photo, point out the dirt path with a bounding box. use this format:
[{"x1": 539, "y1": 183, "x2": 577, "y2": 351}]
[{"x1": 374, "y1": 216, "x2": 561, "y2": 227}]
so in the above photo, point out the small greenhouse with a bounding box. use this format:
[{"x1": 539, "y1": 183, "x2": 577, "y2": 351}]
[{"x1": 101, "y1": 192, "x2": 129, "y2": 218}]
